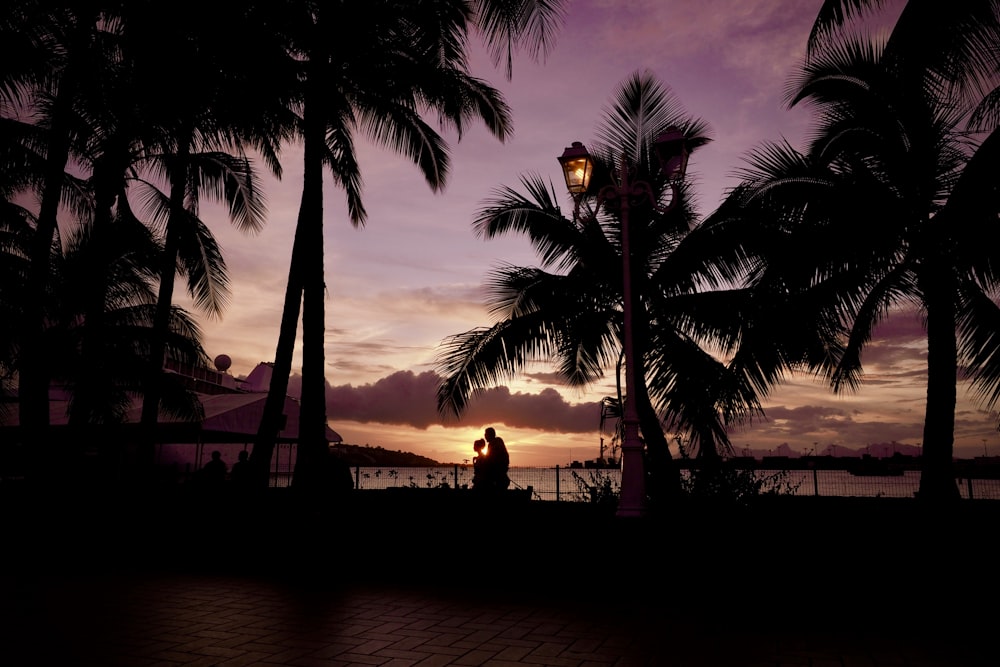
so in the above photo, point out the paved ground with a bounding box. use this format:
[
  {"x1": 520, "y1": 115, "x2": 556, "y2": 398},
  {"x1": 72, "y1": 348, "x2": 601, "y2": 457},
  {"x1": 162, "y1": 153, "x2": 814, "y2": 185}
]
[
  {"x1": 3, "y1": 488, "x2": 999, "y2": 666},
  {"x1": 2, "y1": 573, "x2": 1000, "y2": 667},
  {"x1": 6, "y1": 568, "x2": 998, "y2": 667}
]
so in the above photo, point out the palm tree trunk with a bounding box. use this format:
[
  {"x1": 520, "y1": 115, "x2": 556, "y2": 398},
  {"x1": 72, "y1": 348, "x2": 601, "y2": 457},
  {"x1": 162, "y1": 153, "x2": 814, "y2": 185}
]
[
  {"x1": 250, "y1": 66, "x2": 325, "y2": 490},
  {"x1": 248, "y1": 197, "x2": 307, "y2": 488},
  {"x1": 139, "y1": 141, "x2": 191, "y2": 476},
  {"x1": 918, "y1": 262, "x2": 961, "y2": 502},
  {"x1": 632, "y1": 312, "x2": 681, "y2": 505},
  {"x1": 19, "y1": 61, "x2": 78, "y2": 484},
  {"x1": 291, "y1": 72, "x2": 333, "y2": 492},
  {"x1": 70, "y1": 151, "x2": 121, "y2": 427}
]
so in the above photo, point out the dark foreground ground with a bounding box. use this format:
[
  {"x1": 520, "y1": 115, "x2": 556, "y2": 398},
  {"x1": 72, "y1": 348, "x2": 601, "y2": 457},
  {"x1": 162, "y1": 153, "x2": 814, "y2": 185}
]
[{"x1": 3, "y1": 486, "x2": 1000, "y2": 665}]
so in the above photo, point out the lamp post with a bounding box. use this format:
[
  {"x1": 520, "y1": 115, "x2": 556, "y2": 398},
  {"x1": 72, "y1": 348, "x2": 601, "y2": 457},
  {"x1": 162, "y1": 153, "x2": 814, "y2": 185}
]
[{"x1": 558, "y1": 129, "x2": 688, "y2": 517}]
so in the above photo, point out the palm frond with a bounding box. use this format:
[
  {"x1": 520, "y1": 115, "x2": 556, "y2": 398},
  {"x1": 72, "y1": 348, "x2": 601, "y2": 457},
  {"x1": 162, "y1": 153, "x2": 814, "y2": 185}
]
[
  {"x1": 358, "y1": 102, "x2": 450, "y2": 193},
  {"x1": 418, "y1": 69, "x2": 513, "y2": 142},
  {"x1": 958, "y1": 285, "x2": 1000, "y2": 409},
  {"x1": 322, "y1": 114, "x2": 366, "y2": 226},
  {"x1": 435, "y1": 318, "x2": 556, "y2": 417},
  {"x1": 472, "y1": 0, "x2": 566, "y2": 79},
  {"x1": 473, "y1": 174, "x2": 578, "y2": 270},
  {"x1": 188, "y1": 151, "x2": 268, "y2": 235},
  {"x1": 807, "y1": 0, "x2": 885, "y2": 55},
  {"x1": 939, "y1": 127, "x2": 1000, "y2": 288},
  {"x1": 175, "y1": 212, "x2": 231, "y2": 319}
]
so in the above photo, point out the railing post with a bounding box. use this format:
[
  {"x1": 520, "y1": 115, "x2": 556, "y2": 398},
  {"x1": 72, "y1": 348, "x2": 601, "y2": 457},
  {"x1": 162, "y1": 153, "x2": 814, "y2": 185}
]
[
  {"x1": 453, "y1": 464, "x2": 459, "y2": 489},
  {"x1": 271, "y1": 445, "x2": 279, "y2": 487},
  {"x1": 555, "y1": 465, "x2": 560, "y2": 502},
  {"x1": 967, "y1": 477, "x2": 974, "y2": 500},
  {"x1": 813, "y1": 469, "x2": 819, "y2": 496}
]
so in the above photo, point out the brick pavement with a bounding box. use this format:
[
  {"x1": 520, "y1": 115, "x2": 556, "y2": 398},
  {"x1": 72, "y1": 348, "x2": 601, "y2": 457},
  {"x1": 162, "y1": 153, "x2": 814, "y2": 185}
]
[
  {"x1": 7, "y1": 568, "x2": 998, "y2": 667},
  {"x1": 3, "y1": 489, "x2": 1000, "y2": 666}
]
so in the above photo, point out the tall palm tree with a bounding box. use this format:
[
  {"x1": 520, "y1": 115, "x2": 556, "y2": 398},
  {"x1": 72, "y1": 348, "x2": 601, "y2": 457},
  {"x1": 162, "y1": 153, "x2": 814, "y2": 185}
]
[
  {"x1": 434, "y1": 70, "x2": 767, "y2": 504},
  {"x1": 0, "y1": 104, "x2": 91, "y2": 427},
  {"x1": 709, "y1": 3, "x2": 1000, "y2": 502},
  {"x1": 3, "y1": 2, "x2": 277, "y2": 477},
  {"x1": 250, "y1": 0, "x2": 565, "y2": 491},
  {"x1": 4, "y1": 1, "x2": 111, "y2": 455},
  {"x1": 120, "y1": 2, "x2": 289, "y2": 470}
]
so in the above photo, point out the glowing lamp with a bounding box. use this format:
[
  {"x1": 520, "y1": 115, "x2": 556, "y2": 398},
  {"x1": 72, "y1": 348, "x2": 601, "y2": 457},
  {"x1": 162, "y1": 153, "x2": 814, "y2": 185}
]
[{"x1": 557, "y1": 141, "x2": 594, "y2": 195}]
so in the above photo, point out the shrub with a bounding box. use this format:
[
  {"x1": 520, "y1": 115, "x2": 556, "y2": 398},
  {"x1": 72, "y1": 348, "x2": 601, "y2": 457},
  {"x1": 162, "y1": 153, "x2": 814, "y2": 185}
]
[{"x1": 570, "y1": 469, "x2": 620, "y2": 508}]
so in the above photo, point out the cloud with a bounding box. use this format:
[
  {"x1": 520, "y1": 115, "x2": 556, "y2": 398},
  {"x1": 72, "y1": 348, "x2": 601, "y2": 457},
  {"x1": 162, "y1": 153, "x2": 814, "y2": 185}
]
[
  {"x1": 459, "y1": 385, "x2": 601, "y2": 433},
  {"x1": 321, "y1": 369, "x2": 600, "y2": 433}
]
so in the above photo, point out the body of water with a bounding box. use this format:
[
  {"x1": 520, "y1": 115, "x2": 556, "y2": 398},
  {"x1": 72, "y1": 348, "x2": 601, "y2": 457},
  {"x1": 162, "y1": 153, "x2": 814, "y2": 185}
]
[
  {"x1": 156, "y1": 443, "x2": 1000, "y2": 501},
  {"x1": 342, "y1": 466, "x2": 1000, "y2": 501}
]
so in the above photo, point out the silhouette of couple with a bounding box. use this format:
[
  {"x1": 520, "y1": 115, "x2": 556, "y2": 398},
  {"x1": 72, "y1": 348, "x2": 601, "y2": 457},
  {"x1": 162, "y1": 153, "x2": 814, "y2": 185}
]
[{"x1": 471, "y1": 427, "x2": 511, "y2": 492}]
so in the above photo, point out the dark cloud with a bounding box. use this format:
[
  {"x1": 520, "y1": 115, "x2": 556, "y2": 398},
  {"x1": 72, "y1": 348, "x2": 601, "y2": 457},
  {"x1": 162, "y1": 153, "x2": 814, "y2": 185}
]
[
  {"x1": 870, "y1": 309, "x2": 926, "y2": 341},
  {"x1": 329, "y1": 339, "x2": 420, "y2": 378},
  {"x1": 859, "y1": 310, "x2": 927, "y2": 369},
  {"x1": 754, "y1": 404, "x2": 849, "y2": 423},
  {"x1": 522, "y1": 369, "x2": 572, "y2": 385},
  {"x1": 460, "y1": 386, "x2": 600, "y2": 433},
  {"x1": 733, "y1": 400, "x2": 925, "y2": 451},
  {"x1": 321, "y1": 370, "x2": 601, "y2": 433},
  {"x1": 327, "y1": 370, "x2": 441, "y2": 429}
]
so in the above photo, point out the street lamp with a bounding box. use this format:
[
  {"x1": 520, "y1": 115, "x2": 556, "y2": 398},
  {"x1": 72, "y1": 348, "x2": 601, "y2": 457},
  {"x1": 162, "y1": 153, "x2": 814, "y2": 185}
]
[{"x1": 557, "y1": 128, "x2": 689, "y2": 518}]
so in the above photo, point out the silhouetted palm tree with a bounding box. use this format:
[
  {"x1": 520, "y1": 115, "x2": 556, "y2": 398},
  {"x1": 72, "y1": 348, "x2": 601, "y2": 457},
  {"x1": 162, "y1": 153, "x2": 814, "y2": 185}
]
[
  {"x1": 250, "y1": 0, "x2": 566, "y2": 491},
  {"x1": 122, "y1": 3, "x2": 284, "y2": 469},
  {"x1": 435, "y1": 70, "x2": 768, "y2": 504},
  {"x1": 710, "y1": 3, "x2": 1000, "y2": 502},
  {"x1": 4, "y1": 1, "x2": 110, "y2": 451},
  {"x1": 3, "y1": 2, "x2": 276, "y2": 477},
  {"x1": 55, "y1": 210, "x2": 207, "y2": 428},
  {"x1": 0, "y1": 192, "x2": 206, "y2": 480},
  {"x1": 0, "y1": 180, "x2": 36, "y2": 423}
]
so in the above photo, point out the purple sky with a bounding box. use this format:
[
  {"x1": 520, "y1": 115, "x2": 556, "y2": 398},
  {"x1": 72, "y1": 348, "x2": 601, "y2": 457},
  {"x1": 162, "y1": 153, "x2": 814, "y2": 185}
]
[{"x1": 182, "y1": 0, "x2": 1000, "y2": 465}]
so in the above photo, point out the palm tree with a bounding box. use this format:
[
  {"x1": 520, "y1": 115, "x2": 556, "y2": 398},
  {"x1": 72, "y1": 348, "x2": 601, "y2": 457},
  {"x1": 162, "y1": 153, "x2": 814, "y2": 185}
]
[
  {"x1": 3, "y1": 2, "x2": 277, "y2": 477},
  {"x1": 4, "y1": 1, "x2": 111, "y2": 454},
  {"x1": 0, "y1": 179, "x2": 36, "y2": 424},
  {"x1": 434, "y1": 70, "x2": 768, "y2": 504},
  {"x1": 250, "y1": 0, "x2": 566, "y2": 491},
  {"x1": 709, "y1": 3, "x2": 1000, "y2": 502},
  {"x1": 54, "y1": 209, "x2": 207, "y2": 429},
  {"x1": 119, "y1": 2, "x2": 289, "y2": 471},
  {"x1": 0, "y1": 190, "x2": 207, "y2": 481}
]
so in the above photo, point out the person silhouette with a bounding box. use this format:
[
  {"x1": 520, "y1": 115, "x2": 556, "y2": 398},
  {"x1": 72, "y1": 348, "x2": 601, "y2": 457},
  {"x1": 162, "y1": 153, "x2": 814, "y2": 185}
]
[
  {"x1": 482, "y1": 427, "x2": 511, "y2": 491},
  {"x1": 471, "y1": 439, "x2": 487, "y2": 489},
  {"x1": 229, "y1": 450, "x2": 251, "y2": 488},
  {"x1": 200, "y1": 450, "x2": 227, "y2": 487}
]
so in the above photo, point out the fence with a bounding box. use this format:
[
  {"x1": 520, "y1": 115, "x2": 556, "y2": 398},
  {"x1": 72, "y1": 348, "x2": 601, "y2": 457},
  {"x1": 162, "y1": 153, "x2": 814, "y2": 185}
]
[{"x1": 266, "y1": 464, "x2": 1000, "y2": 501}]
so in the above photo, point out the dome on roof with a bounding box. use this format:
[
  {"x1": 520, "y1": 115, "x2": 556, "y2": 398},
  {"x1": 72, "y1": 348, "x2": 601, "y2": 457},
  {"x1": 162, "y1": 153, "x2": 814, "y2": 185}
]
[{"x1": 214, "y1": 354, "x2": 232, "y2": 372}]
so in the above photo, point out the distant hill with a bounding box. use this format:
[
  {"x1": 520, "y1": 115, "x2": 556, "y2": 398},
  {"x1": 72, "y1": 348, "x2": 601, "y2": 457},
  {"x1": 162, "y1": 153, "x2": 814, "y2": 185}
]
[{"x1": 330, "y1": 443, "x2": 442, "y2": 467}]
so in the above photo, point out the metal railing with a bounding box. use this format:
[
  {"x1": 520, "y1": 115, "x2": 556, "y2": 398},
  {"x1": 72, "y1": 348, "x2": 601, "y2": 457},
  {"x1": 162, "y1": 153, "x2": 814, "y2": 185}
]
[
  {"x1": 8, "y1": 449, "x2": 1000, "y2": 500},
  {"x1": 265, "y1": 465, "x2": 1000, "y2": 501}
]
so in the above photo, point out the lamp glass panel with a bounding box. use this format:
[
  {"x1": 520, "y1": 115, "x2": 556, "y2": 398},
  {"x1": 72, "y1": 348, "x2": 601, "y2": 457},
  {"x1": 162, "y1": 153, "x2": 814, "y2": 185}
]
[{"x1": 562, "y1": 156, "x2": 592, "y2": 194}]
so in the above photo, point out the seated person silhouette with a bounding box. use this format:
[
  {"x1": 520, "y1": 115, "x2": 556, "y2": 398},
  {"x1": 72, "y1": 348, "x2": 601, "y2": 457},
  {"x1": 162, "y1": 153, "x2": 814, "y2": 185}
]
[{"x1": 198, "y1": 450, "x2": 227, "y2": 488}]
